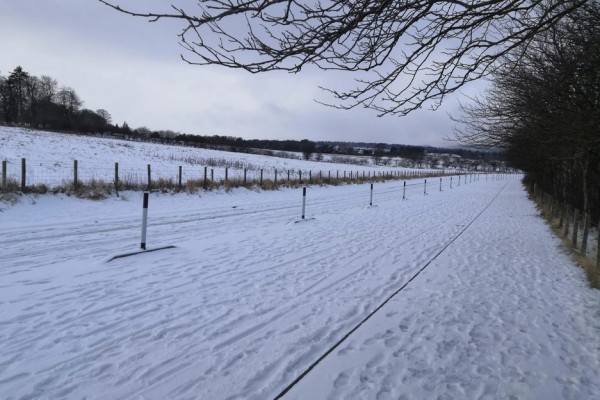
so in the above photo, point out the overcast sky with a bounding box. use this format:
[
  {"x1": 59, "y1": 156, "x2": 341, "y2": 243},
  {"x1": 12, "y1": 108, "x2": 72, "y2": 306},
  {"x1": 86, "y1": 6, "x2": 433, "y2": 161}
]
[{"x1": 0, "y1": 1, "x2": 479, "y2": 147}]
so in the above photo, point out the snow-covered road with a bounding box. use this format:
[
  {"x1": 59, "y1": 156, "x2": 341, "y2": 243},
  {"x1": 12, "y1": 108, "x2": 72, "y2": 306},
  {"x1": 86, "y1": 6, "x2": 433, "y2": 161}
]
[{"x1": 1, "y1": 176, "x2": 599, "y2": 399}]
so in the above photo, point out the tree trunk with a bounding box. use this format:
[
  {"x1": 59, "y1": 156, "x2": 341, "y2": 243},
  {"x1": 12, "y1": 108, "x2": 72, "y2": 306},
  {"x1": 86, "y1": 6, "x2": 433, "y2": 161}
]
[{"x1": 582, "y1": 213, "x2": 590, "y2": 255}]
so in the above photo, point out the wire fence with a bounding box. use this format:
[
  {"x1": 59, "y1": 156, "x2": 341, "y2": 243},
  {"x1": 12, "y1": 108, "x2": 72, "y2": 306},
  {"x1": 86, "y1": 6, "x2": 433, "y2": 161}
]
[{"x1": 1, "y1": 158, "x2": 458, "y2": 193}]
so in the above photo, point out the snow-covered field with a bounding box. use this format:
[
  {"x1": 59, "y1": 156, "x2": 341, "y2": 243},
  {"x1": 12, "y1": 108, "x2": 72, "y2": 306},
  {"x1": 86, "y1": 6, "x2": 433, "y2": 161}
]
[
  {"x1": 0, "y1": 127, "x2": 427, "y2": 187},
  {"x1": 2, "y1": 169, "x2": 600, "y2": 399}
]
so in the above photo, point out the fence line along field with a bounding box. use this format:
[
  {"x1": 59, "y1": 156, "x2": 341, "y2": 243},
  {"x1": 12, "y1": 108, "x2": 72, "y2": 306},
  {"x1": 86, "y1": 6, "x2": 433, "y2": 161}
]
[
  {"x1": 1, "y1": 126, "x2": 466, "y2": 194},
  {"x1": 2, "y1": 156, "x2": 452, "y2": 193}
]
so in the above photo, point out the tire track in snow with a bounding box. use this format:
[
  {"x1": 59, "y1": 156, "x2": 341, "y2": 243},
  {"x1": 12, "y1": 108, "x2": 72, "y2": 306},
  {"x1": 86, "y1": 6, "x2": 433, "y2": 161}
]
[
  {"x1": 2, "y1": 176, "x2": 434, "y2": 263},
  {"x1": 0, "y1": 180, "x2": 450, "y2": 276},
  {"x1": 0, "y1": 177, "x2": 432, "y2": 249},
  {"x1": 110, "y1": 184, "x2": 503, "y2": 399},
  {"x1": 195, "y1": 197, "x2": 456, "y2": 287},
  {"x1": 0, "y1": 178, "x2": 495, "y2": 399},
  {"x1": 273, "y1": 181, "x2": 509, "y2": 399}
]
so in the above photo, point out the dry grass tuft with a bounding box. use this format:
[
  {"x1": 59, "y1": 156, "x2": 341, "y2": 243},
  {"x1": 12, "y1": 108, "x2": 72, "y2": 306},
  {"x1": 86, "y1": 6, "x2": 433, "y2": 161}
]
[
  {"x1": 547, "y1": 220, "x2": 600, "y2": 290},
  {"x1": 572, "y1": 251, "x2": 600, "y2": 289},
  {"x1": 535, "y1": 195, "x2": 600, "y2": 289}
]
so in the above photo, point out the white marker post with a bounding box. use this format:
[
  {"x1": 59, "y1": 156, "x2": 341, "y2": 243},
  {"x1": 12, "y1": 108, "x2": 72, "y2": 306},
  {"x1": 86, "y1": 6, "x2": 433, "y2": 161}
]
[
  {"x1": 301, "y1": 187, "x2": 307, "y2": 219},
  {"x1": 370, "y1": 183, "x2": 373, "y2": 206},
  {"x1": 107, "y1": 191, "x2": 177, "y2": 261},
  {"x1": 141, "y1": 192, "x2": 149, "y2": 250}
]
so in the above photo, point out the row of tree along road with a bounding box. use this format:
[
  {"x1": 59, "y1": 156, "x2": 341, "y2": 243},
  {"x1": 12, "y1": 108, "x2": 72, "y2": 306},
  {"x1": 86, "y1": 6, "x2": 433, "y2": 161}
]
[{"x1": 454, "y1": 4, "x2": 600, "y2": 243}]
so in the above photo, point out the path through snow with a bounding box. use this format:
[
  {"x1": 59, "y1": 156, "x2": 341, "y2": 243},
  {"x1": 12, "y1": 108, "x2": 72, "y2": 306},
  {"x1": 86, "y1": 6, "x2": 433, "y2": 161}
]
[
  {"x1": 287, "y1": 180, "x2": 600, "y2": 400},
  {"x1": 1, "y1": 177, "x2": 599, "y2": 399}
]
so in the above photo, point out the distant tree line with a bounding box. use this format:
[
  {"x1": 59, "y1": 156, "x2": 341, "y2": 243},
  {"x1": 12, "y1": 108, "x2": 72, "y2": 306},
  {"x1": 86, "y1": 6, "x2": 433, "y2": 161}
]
[
  {"x1": 455, "y1": 2, "x2": 600, "y2": 221},
  {"x1": 0, "y1": 66, "x2": 118, "y2": 133},
  {"x1": 153, "y1": 134, "x2": 497, "y2": 164},
  {"x1": 1, "y1": 66, "x2": 498, "y2": 167}
]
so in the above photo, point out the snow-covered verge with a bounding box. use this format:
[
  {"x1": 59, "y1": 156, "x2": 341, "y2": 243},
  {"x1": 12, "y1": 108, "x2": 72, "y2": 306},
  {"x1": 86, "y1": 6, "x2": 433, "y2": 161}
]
[
  {"x1": 1, "y1": 176, "x2": 599, "y2": 399},
  {"x1": 0, "y1": 127, "x2": 432, "y2": 188}
]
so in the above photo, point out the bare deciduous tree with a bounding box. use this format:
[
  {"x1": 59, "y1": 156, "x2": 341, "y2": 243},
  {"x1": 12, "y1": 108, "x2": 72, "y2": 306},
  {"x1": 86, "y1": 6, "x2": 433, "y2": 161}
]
[
  {"x1": 99, "y1": 0, "x2": 589, "y2": 116},
  {"x1": 96, "y1": 108, "x2": 112, "y2": 125},
  {"x1": 56, "y1": 87, "x2": 83, "y2": 115},
  {"x1": 39, "y1": 75, "x2": 58, "y2": 103},
  {"x1": 453, "y1": 2, "x2": 600, "y2": 221}
]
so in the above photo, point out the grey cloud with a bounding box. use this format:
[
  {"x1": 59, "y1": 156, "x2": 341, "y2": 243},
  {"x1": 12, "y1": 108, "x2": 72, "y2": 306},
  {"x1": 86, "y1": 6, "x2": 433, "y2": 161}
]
[{"x1": 0, "y1": 1, "x2": 473, "y2": 147}]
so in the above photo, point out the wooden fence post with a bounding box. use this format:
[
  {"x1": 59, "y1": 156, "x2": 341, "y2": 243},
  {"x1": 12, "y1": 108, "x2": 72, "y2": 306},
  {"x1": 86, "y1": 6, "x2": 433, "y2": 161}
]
[
  {"x1": 274, "y1": 169, "x2": 278, "y2": 186},
  {"x1": 211, "y1": 168, "x2": 214, "y2": 183},
  {"x1": 203, "y1": 166, "x2": 208, "y2": 189},
  {"x1": 21, "y1": 158, "x2": 26, "y2": 192},
  {"x1": 73, "y1": 160, "x2": 78, "y2": 188},
  {"x1": 178, "y1": 165, "x2": 182, "y2": 189},
  {"x1": 260, "y1": 169, "x2": 263, "y2": 186},
  {"x1": 225, "y1": 167, "x2": 228, "y2": 183},
  {"x1": 114, "y1": 162, "x2": 119, "y2": 196},
  {"x1": 299, "y1": 170, "x2": 302, "y2": 184},
  {"x1": 2, "y1": 160, "x2": 7, "y2": 191},
  {"x1": 147, "y1": 164, "x2": 152, "y2": 190}
]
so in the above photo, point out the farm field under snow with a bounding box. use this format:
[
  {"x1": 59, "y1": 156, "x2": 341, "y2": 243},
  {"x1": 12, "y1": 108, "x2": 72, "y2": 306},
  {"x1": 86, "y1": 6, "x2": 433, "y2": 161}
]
[
  {"x1": 0, "y1": 127, "x2": 426, "y2": 187},
  {"x1": 1, "y1": 169, "x2": 600, "y2": 399}
]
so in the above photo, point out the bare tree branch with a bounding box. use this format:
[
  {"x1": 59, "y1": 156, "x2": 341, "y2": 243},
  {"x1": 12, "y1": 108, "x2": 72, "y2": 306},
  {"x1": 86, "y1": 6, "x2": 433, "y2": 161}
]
[{"x1": 98, "y1": 0, "x2": 590, "y2": 116}]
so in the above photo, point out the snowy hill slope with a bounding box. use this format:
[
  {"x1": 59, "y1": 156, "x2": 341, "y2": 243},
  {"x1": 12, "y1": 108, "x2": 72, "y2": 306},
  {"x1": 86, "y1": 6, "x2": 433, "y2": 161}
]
[{"x1": 0, "y1": 126, "x2": 428, "y2": 188}]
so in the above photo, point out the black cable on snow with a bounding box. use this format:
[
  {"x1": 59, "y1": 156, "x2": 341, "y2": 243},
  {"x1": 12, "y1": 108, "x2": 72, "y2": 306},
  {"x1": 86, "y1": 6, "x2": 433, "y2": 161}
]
[{"x1": 273, "y1": 182, "x2": 509, "y2": 399}]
